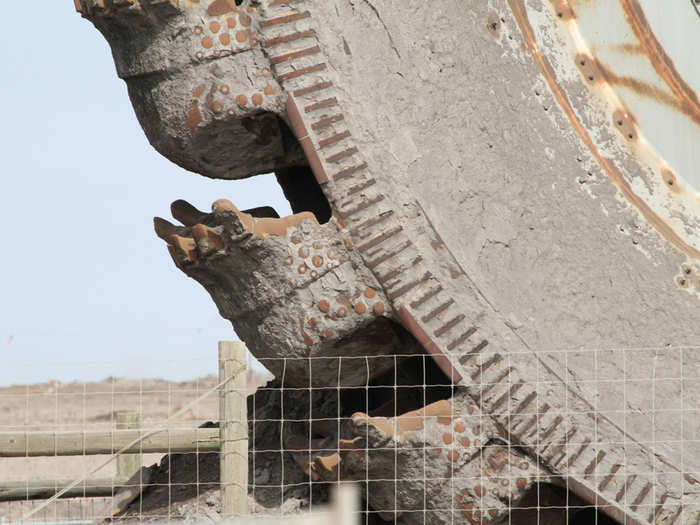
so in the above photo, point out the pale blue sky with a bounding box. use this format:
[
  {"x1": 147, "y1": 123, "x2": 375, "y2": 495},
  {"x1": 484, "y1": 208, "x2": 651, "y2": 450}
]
[{"x1": 0, "y1": 3, "x2": 290, "y2": 385}]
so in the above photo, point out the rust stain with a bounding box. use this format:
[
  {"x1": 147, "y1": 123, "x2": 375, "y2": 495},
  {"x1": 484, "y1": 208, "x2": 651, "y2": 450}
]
[
  {"x1": 549, "y1": 0, "x2": 576, "y2": 21},
  {"x1": 508, "y1": 0, "x2": 700, "y2": 260},
  {"x1": 593, "y1": 57, "x2": 685, "y2": 114},
  {"x1": 614, "y1": 42, "x2": 644, "y2": 55},
  {"x1": 620, "y1": 0, "x2": 700, "y2": 127},
  {"x1": 612, "y1": 109, "x2": 638, "y2": 141},
  {"x1": 186, "y1": 101, "x2": 202, "y2": 131},
  {"x1": 661, "y1": 168, "x2": 682, "y2": 193},
  {"x1": 299, "y1": 313, "x2": 313, "y2": 347},
  {"x1": 487, "y1": 11, "x2": 502, "y2": 38}
]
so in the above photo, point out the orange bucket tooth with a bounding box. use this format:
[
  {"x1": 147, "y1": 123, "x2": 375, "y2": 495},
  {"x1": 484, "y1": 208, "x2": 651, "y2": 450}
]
[
  {"x1": 212, "y1": 199, "x2": 255, "y2": 233},
  {"x1": 153, "y1": 217, "x2": 181, "y2": 241},
  {"x1": 192, "y1": 224, "x2": 225, "y2": 255},
  {"x1": 171, "y1": 199, "x2": 208, "y2": 227},
  {"x1": 166, "y1": 234, "x2": 198, "y2": 263}
]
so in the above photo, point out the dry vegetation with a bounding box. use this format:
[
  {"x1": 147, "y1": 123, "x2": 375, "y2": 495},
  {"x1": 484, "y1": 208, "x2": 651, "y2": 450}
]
[{"x1": 0, "y1": 376, "x2": 221, "y2": 523}]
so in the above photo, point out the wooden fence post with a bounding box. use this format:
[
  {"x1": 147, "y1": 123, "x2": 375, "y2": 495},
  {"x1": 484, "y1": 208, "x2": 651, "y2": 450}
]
[
  {"x1": 116, "y1": 411, "x2": 141, "y2": 480},
  {"x1": 218, "y1": 341, "x2": 248, "y2": 519}
]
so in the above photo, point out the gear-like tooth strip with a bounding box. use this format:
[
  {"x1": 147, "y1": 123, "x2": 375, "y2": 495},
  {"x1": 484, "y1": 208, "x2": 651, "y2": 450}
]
[
  {"x1": 171, "y1": 199, "x2": 208, "y2": 227},
  {"x1": 489, "y1": 380, "x2": 525, "y2": 413},
  {"x1": 583, "y1": 450, "x2": 606, "y2": 478},
  {"x1": 356, "y1": 226, "x2": 403, "y2": 253},
  {"x1": 614, "y1": 474, "x2": 636, "y2": 502},
  {"x1": 260, "y1": 11, "x2": 311, "y2": 28},
  {"x1": 312, "y1": 114, "x2": 345, "y2": 131},
  {"x1": 366, "y1": 240, "x2": 411, "y2": 270},
  {"x1": 446, "y1": 327, "x2": 476, "y2": 351},
  {"x1": 326, "y1": 147, "x2": 358, "y2": 164},
  {"x1": 264, "y1": 29, "x2": 316, "y2": 48},
  {"x1": 277, "y1": 63, "x2": 326, "y2": 83},
  {"x1": 433, "y1": 314, "x2": 465, "y2": 338},
  {"x1": 630, "y1": 482, "x2": 652, "y2": 511},
  {"x1": 388, "y1": 272, "x2": 432, "y2": 301},
  {"x1": 472, "y1": 367, "x2": 512, "y2": 404},
  {"x1": 410, "y1": 285, "x2": 443, "y2": 309},
  {"x1": 305, "y1": 97, "x2": 338, "y2": 113},
  {"x1": 192, "y1": 224, "x2": 224, "y2": 256},
  {"x1": 421, "y1": 299, "x2": 454, "y2": 323},
  {"x1": 153, "y1": 217, "x2": 182, "y2": 241},
  {"x1": 166, "y1": 234, "x2": 197, "y2": 263},
  {"x1": 457, "y1": 339, "x2": 489, "y2": 366},
  {"x1": 349, "y1": 210, "x2": 394, "y2": 239},
  {"x1": 346, "y1": 178, "x2": 376, "y2": 196},
  {"x1": 293, "y1": 81, "x2": 333, "y2": 97},
  {"x1": 598, "y1": 464, "x2": 622, "y2": 492}
]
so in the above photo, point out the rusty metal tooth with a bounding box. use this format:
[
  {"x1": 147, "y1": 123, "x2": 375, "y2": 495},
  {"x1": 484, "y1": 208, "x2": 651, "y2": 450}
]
[
  {"x1": 165, "y1": 234, "x2": 197, "y2": 263},
  {"x1": 153, "y1": 217, "x2": 181, "y2": 240},
  {"x1": 171, "y1": 199, "x2": 208, "y2": 227},
  {"x1": 192, "y1": 224, "x2": 225, "y2": 256}
]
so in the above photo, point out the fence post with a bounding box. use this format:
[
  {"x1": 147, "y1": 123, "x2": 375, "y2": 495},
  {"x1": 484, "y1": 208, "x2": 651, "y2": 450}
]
[
  {"x1": 218, "y1": 341, "x2": 248, "y2": 519},
  {"x1": 116, "y1": 411, "x2": 141, "y2": 480}
]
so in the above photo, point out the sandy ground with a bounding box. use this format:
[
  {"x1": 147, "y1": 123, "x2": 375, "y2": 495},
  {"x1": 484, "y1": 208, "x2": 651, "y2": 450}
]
[{"x1": 0, "y1": 372, "x2": 273, "y2": 523}]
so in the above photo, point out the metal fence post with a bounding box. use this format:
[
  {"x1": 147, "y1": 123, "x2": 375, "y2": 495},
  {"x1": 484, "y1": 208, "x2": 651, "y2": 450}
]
[
  {"x1": 116, "y1": 411, "x2": 141, "y2": 480},
  {"x1": 218, "y1": 341, "x2": 248, "y2": 518}
]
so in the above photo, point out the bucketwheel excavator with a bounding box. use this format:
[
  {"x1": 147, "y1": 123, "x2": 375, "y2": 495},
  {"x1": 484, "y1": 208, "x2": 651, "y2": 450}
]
[{"x1": 75, "y1": 0, "x2": 699, "y2": 523}]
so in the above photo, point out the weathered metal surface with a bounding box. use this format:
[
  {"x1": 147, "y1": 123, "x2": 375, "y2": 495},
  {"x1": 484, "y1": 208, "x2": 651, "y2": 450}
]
[
  {"x1": 524, "y1": 0, "x2": 700, "y2": 258},
  {"x1": 74, "y1": 1, "x2": 700, "y2": 523}
]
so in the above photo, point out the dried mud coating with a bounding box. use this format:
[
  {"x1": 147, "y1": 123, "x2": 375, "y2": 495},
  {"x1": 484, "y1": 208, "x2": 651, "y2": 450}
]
[{"x1": 77, "y1": 0, "x2": 700, "y2": 523}]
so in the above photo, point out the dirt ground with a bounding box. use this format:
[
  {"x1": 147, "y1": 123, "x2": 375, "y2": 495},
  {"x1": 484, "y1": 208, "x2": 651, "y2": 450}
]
[{"x1": 0, "y1": 376, "x2": 225, "y2": 523}]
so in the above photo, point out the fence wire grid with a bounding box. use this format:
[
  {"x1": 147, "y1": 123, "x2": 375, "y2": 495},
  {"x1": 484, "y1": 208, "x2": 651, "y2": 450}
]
[{"x1": 0, "y1": 344, "x2": 698, "y2": 525}]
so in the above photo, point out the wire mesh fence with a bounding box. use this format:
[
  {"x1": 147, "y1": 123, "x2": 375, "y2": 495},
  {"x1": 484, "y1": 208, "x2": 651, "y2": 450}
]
[{"x1": 0, "y1": 344, "x2": 698, "y2": 524}]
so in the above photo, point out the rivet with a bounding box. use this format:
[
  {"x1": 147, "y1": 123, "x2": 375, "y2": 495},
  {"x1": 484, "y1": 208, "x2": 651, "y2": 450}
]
[
  {"x1": 236, "y1": 94, "x2": 247, "y2": 106},
  {"x1": 298, "y1": 247, "x2": 310, "y2": 258},
  {"x1": 354, "y1": 303, "x2": 367, "y2": 314},
  {"x1": 474, "y1": 485, "x2": 486, "y2": 497},
  {"x1": 210, "y1": 21, "x2": 221, "y2": 33},
  {"x1": 337, "y1": 307, "x2": 348, "y2": 318},
  {"x1": 364, "y1": 288, "x2": 376, "y2": 299},
  {"x1": 312, "y1": 255, "x2": 323, "y2": 267},
  {"x1": 298, "y1": 264, "x2": 308, "y2": 274},
  {"x1": 219, "y1": 33, "x2": 231, "y2": 45},
  {"x1": 252, "y1": 93, "x2": 264, "y2": 106},
  {"x1": 318, "y1": 300, "x2": 330, "y2": 313},
  {"x1": 373, "y1": 302, "x2": 385, "y2": 314},
  {"x1": 219, "y1": 84, "x2": 230, "y2": 95},
  {"x1": 516, "y1": 477, "x2": 528, "y2": 489},
  {"x1": 443, "y1": 433, "x2": 453, "y2": 445},
  {"x1": 201, "y1": 36, "x2": 213, "y2": 49},
  {"x1": 454, "y1": 421, "x2": 466, "y2": 433}
]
